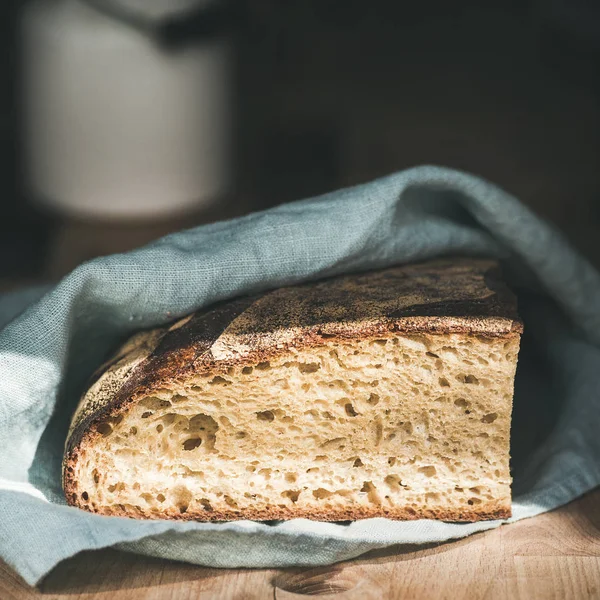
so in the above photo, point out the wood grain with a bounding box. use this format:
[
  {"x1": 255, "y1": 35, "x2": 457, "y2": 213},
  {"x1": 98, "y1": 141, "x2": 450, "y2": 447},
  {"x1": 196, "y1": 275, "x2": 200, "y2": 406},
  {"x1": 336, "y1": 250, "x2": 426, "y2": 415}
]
[{"x1": 2, "y1": 488, "x2": 599, "y2": 600}]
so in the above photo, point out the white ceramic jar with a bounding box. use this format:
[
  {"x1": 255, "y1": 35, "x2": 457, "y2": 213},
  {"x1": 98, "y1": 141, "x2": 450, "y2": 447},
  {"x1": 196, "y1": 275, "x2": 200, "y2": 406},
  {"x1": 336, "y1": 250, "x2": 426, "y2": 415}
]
[{"x1": 21, "y1": 0, "x2": 232, "y2": 219}]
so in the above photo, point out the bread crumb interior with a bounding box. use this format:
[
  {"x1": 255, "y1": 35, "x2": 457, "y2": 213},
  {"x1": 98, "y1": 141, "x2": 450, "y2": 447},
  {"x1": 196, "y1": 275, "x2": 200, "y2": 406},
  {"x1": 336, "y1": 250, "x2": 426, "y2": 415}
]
[{"x1": 73, "y1": 332, "x2": 520, "y2": 520}]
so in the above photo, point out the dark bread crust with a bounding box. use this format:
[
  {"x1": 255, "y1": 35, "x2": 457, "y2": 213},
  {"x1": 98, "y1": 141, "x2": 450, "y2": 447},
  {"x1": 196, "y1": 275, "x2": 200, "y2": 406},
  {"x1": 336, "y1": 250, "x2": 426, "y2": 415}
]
[
  {"x1": 71, "y1": 500, "x2": 511, "y2": 522},
  {"x1": 63, "y1": 257, "x2": 521, "y2": 521}
]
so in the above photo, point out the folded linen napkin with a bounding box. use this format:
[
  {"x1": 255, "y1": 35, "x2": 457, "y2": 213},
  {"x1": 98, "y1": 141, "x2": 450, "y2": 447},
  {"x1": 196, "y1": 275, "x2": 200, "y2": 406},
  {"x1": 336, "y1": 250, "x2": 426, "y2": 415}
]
[{"x1": 1, "y1": 166, "x2": 599, "y2": 585}]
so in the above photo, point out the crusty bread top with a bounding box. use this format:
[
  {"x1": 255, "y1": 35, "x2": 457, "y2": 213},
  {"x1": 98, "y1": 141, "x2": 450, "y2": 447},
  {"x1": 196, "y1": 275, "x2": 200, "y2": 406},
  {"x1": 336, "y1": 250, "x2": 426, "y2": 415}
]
[{"x1": 64, "y1": 258, "x2": 522, "y2": 459}]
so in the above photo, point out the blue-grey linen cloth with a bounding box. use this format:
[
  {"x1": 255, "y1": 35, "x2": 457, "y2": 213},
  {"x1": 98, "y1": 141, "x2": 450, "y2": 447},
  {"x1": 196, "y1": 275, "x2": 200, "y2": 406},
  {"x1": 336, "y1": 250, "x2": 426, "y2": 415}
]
[{"x1": 1, "y1": 166, "x2": 600, "y2": 586}]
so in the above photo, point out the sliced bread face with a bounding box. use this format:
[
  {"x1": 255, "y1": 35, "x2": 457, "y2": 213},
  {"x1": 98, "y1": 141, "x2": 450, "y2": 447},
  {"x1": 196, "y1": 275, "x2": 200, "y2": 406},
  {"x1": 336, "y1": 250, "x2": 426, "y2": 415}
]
[{"x1": 63, "y1": 258, "x2": 522, "y2": 522}]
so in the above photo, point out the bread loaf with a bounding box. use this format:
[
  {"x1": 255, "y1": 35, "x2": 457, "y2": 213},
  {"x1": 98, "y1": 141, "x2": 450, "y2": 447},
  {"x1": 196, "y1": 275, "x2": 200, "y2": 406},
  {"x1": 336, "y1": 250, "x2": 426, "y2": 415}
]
[{"x1": 63, "y1": 258, "x2": 522, "y2": 522}]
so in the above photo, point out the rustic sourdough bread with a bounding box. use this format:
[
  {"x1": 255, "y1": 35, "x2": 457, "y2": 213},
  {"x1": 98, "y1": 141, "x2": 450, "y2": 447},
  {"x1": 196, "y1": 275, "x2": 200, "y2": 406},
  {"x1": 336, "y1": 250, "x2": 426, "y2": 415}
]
[{"x1": 63, "y1": 258, "x2": 522, "y2": 522}]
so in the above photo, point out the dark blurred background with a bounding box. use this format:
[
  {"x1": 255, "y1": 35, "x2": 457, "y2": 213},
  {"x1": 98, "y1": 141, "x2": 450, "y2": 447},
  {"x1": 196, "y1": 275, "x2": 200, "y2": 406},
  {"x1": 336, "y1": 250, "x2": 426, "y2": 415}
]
[{"x1": 2, "y1": 0, "x2": 600, "y2": 289}]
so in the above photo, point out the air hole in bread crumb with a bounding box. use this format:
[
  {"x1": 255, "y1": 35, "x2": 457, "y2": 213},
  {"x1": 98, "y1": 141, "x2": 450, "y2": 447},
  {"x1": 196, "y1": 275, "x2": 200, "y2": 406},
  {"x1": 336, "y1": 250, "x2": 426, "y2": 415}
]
[
  {"x1": 367, "y1": 393, "x2": 380, "y2": 406},
  {"x1": 282, "y1": 490, "x2": 300, "y2": 503},
  {"x1": 258, "y1": 469, "x2": 271, "y2": 480},
  {"x1": 439, "y1": 377, "x2": 450, "y2": 387},
  {"x1": 374, "y1": 420, "x2": 384, "y2": 446},
  {"x1": 374, "y1": 339, "x2": 388, "y2": 346},
  {"x1": 401, "y1": 422, "x2": 413, "y2": 434},
  {"x1": 307, "y1": 467, "x2": 320, "y2": 473},
  {"x1": 129, "y1": 426, "x2": 138, "y2": 435},
  {"x1": 92, "y1": 470, "x2": 100, "y2": 484},
  {"x1": 482, "y1": 413, "x2": 498, "y2": 423},
  {"x1": 242, "y1": 366, "x2": 253, "y2": 375},
  {"x1": 81, "y1": 491, "x2": 89, "y2": 501},
  {"x1": 256, "y1": 410, "x2": 274, "y2": 422},
  {"x1": 426, "y1": 351, "x2": 439, "y2": 358},
  {"x1": 371, "y1": 380, "x2": 380, "y2": 387},
  {"x1": 209, "y1": 376, "x2": 230, "y2": 385},
  {"x1": 344, "y1": 403, "x2": 358, "y2": 417},
  {"x1": 419, "y1": 466, "x2": 437, "y2": 477},
  {"x1": 468, "y1": 498, "x2": 482, "y2": 505},
  {"x1": 313, "y1": 488, "x2": 333, "y2": 500},
  {"x1": 187, "y1": 414, "x2": 219, "y2": 451},
  {"x1": 388, "y1": 457, "x2": 396, "y2": 466},
  {"x1": 336, "y1": 489, "x2": 354, "y2": 498},
  {"x1": 224, "y1": 495, "x2": 239, "y2": 508},
  {"x1": 139, "y1": 397, "x2": 171, "y2": 410},
  {"x1": 183, "y1": 438, "x2": 202, "y2": 451},
  {"x1": 298, "y1": 362, "x2": 320, "y2": 373},
  {"x1": 360, "y1": 481, "x2": 381, "y2": 504},
  {"x1": 256, "y1": 361, "x2": 271, "y2": 370},
  {"x1": 236, "y1": 431, "x2": 247, "y2": 439},
  {"x1": 161, "y1": 413, "x2": 176, "y2": 425},
  {"x1": 156, "y1": 424, "x2": 164, "y2": 433},
  {"x1": 384, "y1": 475, "x2": 402, "y2": 491},
  {"x1": 454, "y1": 398, "x2": 468, "y2": 408},
  {"x1": 141, "y1": 412, "x2": 152, "y2": 419},
  {"x1": 321, "y1": 437, "x2": 346, "y2": 449},
  {"x1": 465, "y1": 375, "x2": 479, "y2": 384},
  {"x1": 329, "y1": 379, "x2": 347, "y2": 389},
  {"x1": 157, "y1": 494, "x2": 165, "y2": 502},
  {"x1": 200, "y1": 499, "x2": 213, "y2": 512},
  {"x1": 96, "y1": 422, "x2": 113, "y2": 436}
]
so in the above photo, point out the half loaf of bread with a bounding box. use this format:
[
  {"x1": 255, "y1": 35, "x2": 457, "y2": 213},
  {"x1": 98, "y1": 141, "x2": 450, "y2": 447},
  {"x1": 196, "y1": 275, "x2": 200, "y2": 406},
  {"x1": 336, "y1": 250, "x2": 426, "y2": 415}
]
[{"x1": 63, "y1": 258, "x2": 522, "y2": 522}]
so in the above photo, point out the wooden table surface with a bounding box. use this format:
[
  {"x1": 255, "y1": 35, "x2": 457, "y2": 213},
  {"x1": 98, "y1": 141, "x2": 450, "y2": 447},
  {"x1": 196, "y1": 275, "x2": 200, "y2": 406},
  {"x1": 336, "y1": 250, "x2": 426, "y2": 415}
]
[{"x1": 2, "y1": 488, "x2": 599, "y2": 600}]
